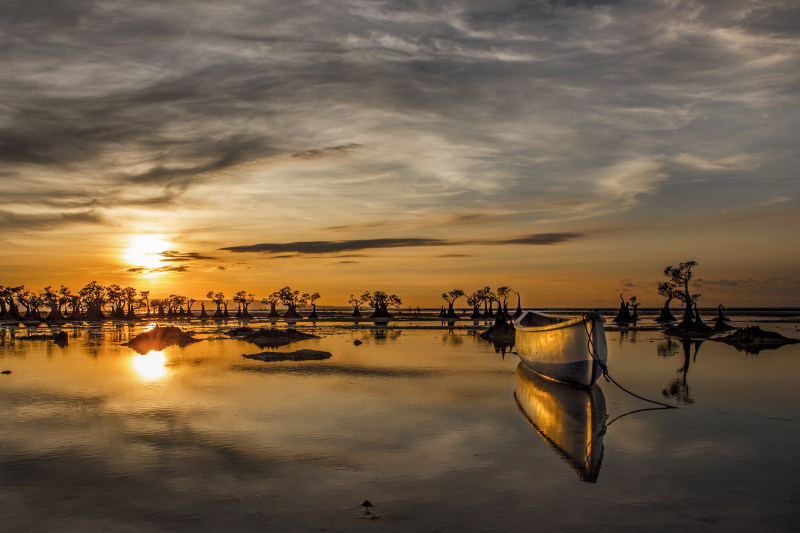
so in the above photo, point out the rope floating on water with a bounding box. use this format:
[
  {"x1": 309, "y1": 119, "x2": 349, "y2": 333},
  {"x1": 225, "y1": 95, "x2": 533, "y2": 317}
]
[
  {"x1": 583, "y1": 313, "x2": 677, "y2": 410},
  {"x1": 602, "y1": 371, "x2": 676, "y2": 410}
]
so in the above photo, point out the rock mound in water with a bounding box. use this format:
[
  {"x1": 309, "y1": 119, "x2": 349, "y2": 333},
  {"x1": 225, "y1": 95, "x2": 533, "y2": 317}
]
[
  {"x1": 480, "y1": 316, "x2": 516, "y2": 346},
  {"x1": 126, "y1": 326, "x2": 198, "y2": 354},
  {"x1": 716, "y1": 326, "x2": 799, "y2": 354},
  {"x1": 665, "y1": 320, "x2": 715, "y2": 338},
  {"x1": 243, "y1": 349, "x2": 332, "y2": 362},
  {"x1": 54, "y1": 331, "x2": 69, "y2": 346},
  {"x1": 226, "y1": 327, "x2": 319, "y2": 348},
  {"x1": 17, "y1": 331, "x2": 70, "y2": 345}
]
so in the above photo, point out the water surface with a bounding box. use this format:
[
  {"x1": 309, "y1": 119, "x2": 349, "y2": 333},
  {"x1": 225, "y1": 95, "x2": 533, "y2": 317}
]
[{"x1": 2, "y1": 315, "x2": 799, "y2": 531}]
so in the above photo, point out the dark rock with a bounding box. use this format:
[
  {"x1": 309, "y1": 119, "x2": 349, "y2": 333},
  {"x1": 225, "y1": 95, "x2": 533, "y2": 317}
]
[
  {"x1": 665, "y1": 320, "x2": 715, "y2": 338},
  {"x1": 715, "y1": 326, "x2": 799, "y2": 354},
  {"x1": 126, "y1": 326, "x2": 199, "y2": 354},
  {"x1": 227, "y1": 327, "x2": 319, "y2": 348},
  {"x1": 54, "y1": 331, "x2": 69, "y2": 346},
  {"x1": 243, "y1": 349, "x2": 332, "y2": 362},
  {"x1": 353, "y1": 340, "x2": 363, "y2": 346},
  {"x1": 480, "y1": 315, "x2": 516, "y2": 346}
]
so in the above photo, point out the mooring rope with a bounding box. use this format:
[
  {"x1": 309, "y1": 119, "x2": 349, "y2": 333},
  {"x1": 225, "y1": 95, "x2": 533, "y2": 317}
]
[{"x1": 583, "y1": 314, "x2": 677, "y2": 410}]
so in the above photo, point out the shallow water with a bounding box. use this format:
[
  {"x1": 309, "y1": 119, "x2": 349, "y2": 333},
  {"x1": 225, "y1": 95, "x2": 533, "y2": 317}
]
[{"x1": 1, "y1": 315, "x2": 799, "y2": 531}]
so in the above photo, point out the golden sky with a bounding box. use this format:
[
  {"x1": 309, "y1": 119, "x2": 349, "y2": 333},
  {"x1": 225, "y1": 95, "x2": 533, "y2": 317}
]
[{"x1": 2, "y1": 1, "x2": 799, "y2": 307}]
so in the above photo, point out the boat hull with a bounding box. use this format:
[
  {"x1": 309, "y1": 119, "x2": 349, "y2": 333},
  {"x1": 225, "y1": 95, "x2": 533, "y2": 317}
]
[{"x1": 514, "y1": 311, "x2": 608, "y2": 387}]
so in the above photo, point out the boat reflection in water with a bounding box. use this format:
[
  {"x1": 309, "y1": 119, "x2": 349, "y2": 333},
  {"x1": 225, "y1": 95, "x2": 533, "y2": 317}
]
[{"x1": 514, "y1": 363, "x2": 607, "y2": 482}]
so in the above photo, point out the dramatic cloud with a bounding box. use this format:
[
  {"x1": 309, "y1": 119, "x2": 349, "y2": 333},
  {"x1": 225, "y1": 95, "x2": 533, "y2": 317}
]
[
  {"x1": 3, "y1": 0, "x2": 798, "y2": 220},
  {"x1": 222, "y1": 238, "x2": 444, "y2": 254},
  {"x1": 1, "y1": 1, "x2": 799, "y2": 304},
  {"x1": 222, "y1": 233, "x2": 583, "y2": 254}
]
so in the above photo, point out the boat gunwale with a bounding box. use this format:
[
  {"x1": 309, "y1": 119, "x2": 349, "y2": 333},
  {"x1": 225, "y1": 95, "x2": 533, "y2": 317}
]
[{"x1": 514, "y1": 310, "x2": 603, "y2": 334}]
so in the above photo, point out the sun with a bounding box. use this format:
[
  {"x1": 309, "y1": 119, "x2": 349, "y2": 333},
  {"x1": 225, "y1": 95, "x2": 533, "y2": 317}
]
[{"x1": 124, "y1": 234, "x2": 172, "y2": 269}]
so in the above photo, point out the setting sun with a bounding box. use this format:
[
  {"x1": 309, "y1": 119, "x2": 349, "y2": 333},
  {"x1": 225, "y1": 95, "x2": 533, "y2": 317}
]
[{"x1": 124, "y1": 235, "x2": 172, "y2": 269}]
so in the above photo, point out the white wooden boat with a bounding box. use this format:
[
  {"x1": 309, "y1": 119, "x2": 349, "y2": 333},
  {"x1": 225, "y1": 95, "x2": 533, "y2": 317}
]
[
  {"x1": 514, "y1": 363, "x2": 606, "y2": 482},
  {"x1": 514, "y1": 310, "x2": 608, "y2": 387}
]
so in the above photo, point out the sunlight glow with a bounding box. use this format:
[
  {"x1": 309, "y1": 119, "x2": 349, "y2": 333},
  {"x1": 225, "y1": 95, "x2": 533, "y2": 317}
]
[
  {"x1": 131, "y1": 350, "x2": 168, "y2": 381},
  {"x1": 124, "y1": 235, "x2": 171, "y2": 269}
]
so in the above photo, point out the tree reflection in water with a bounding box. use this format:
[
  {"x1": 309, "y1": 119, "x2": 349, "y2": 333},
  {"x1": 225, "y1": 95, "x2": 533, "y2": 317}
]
[
  {"x1": 366, "y1": 328, "x2": 402, "y2": 343},
  {"x1": 662, "y1": 339, "x2": 701, "y2": 405}
]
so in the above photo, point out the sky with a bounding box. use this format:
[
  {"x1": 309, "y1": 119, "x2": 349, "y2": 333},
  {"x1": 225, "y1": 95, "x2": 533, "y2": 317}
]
[{"x1": 1, "y1": 0, "x2": 799, "y2": 308}]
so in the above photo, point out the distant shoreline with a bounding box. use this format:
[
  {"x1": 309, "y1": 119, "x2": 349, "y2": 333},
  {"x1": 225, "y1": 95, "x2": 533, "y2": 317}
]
[{"x1": 2, "y1": 307, "x2": 799, "y2": 326}]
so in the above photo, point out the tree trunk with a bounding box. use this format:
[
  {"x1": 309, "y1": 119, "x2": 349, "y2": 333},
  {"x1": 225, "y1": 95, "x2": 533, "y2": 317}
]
[
  {"x1": 47, "y1": 307, "x2": 66, "y2": 323},
  {"x1": 657, "y1": 297, "x2": 676, "y2": 322},
  {"x1": 613, "y1": 300, "x2": 631, "y2": 324}
]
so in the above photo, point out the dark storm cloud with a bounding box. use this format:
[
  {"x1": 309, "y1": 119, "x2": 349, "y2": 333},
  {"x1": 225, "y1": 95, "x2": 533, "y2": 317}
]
[{"x1": 222, "y1": 232, "x2": 583, "y2": 254}]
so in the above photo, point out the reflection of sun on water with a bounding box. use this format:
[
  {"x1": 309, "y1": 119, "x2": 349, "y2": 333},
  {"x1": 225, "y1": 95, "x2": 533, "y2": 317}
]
[
  {"x1": 124, "y1": 235, "x2": 171, "y2": 269},
  {"x1": 131, "y1": 350, "x2": 168, "y2": 381}
]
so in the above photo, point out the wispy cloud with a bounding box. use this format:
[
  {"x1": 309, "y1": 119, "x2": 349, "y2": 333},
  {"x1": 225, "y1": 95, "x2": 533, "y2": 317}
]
[
  {"x1": 291, "y1": 143, "x2": 361, "y2": 160},
  {"x1": 158, "y1": 251, "x2": 217, "y2": 262},
  {"x1": 127, "y1": 265, "x2": 190, "y2": 274},
  {"x1": 0, "y1": 209, "x2": 105, "y2": 230},
  {"x1": 222, "y1": 233, "x2": 583, "y2": 255},
  {"x1": 494, "y1": 233, "x2": 583, "y2": 245},
  {"x1": 1, "y1": 0, "x2": 799, "y2": 303},
  {"x1": 222, "y1": 238, "x2": 444, "y2": 254}
]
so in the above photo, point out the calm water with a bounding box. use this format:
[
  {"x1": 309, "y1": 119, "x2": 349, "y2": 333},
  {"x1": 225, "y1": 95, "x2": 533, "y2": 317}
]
[{"x1": 1, "y1": 314, "x2": 799, "y2": 532}]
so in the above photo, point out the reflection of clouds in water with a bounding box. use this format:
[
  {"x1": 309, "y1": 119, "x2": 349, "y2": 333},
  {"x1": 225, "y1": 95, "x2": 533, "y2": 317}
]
[{"x1": 131, "y1": 350, "x2": 168, "y2": 381}]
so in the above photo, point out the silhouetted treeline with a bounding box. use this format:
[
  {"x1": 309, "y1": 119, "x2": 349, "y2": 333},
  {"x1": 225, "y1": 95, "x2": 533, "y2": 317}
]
[{"x1": 0, "y1": 282, "x2": 404, "y2": 323}]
